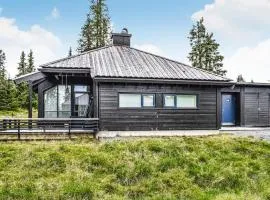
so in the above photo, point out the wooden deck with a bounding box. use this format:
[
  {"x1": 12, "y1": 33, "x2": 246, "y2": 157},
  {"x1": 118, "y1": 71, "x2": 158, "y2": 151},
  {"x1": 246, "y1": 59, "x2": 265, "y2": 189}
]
[{"x1": 0, "y1": 118, "x2": 99, "y2": 140}]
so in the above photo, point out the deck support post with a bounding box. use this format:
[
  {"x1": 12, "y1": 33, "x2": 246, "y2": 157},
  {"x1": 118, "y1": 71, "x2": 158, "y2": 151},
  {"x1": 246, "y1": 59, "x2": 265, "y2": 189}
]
[
  {"x1": 28, "y1": 81, "x2": 33, "y2": 129},
  {"x1": 28, "y1": 81, "x2": 33, "y2": 119}
]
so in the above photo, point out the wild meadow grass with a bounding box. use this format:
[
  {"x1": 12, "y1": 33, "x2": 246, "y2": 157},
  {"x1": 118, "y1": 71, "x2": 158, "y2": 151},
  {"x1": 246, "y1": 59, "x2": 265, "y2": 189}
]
[
  {"x1": 0, "y1": 135, "x2": 269, "y2": 199},
  {"x1": 0, "y1": 109, "x2": 38, "y2": 118}
]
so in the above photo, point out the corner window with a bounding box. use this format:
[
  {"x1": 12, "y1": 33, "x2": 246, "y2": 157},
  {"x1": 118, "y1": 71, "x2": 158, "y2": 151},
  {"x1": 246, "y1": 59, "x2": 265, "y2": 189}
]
[
  {"x1": 44, "y1": 84, "x2": 89, "y2": 118},
  {"x1": 44, "y1": 86, "x2": 58, "y2": 118},
  {"x1": 164, "y1": 94, "x2": 197, "y2": 108},
  {"x1": 119, "y1": 93, "x2": 155, "y2": 108}
]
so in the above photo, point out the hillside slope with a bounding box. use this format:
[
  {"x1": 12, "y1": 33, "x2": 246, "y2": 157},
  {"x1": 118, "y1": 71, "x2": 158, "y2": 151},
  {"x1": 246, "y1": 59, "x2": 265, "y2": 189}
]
[{"x1": 0, "y1": 136, "x2": 269, "y2": 199}]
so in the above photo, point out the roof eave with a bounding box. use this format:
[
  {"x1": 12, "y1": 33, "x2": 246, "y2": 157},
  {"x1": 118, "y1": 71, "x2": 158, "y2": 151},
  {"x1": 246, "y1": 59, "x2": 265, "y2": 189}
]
[{"x1": 93, "y1": 77, "x2": 232, "y2": 86}]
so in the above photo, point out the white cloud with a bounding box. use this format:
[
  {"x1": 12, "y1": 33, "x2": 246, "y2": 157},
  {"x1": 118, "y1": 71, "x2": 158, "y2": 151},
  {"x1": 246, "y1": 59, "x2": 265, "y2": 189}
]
[
  {"x1": 46, "y1": 7, "x2": 60, "y2": 20},
  {"x1": 225, "y1": 39, "x2": 270, "y2": 82},
  {"x1": 192, "y1": 0, "x2": 270, "y2": 82},
  {"x1": 192, "y1": 0, "x2": 270, "y2": 43},
  {"x1": 133, "y1": 44, "x2": 165, "y2": 56},
  {"x1": 0, "y1": 17, "x2": 62, "y2": 77}
]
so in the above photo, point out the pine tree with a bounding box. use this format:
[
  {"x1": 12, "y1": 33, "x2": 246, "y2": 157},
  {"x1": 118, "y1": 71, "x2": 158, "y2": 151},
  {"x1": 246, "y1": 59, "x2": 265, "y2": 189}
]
[
  {"x1": 68, "y1": 47, "x2": 72, "y2": 57},
  {"x1": 17, "y1": 51, "x2": 27, "y2": 77},
  {"x1": 27, "y1": 50, "x2": 35, "y2": 73},
  {"x1": 188, "y1": 18, "x2": 226, "y2": 76},
  {"x1": 77, "y1": 0, "x2": 111, "y2": 53}
]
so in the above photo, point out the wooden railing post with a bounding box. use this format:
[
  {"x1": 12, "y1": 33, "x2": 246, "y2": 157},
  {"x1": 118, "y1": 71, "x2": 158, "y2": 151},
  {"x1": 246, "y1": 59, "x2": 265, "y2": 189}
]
[
  {"x1": 17, "y1": 120, "x2": 21, "y2": 140},
  {"x1": 3, "y1": 119, "x2": 6, "y2": 130},
  {"x1": 68, "y1": 120, "x2": 71, "y2": 139}
]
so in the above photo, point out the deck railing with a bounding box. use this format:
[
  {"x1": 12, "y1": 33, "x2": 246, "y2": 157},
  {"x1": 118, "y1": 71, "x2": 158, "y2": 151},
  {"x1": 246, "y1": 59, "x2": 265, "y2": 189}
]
[{"x1": 0, "y1": 118, "x2": 99, "y2": 140}]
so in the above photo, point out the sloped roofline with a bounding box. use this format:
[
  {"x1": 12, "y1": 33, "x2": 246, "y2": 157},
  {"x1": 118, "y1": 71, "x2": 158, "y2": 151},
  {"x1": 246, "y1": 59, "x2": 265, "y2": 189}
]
[
  {"x1": 39, "y1": 45, "x2": 114, "y2": 68},
  {"x1": 127, "y1": 46, "x2": 230, "y2": 81},
  {"x1": 39, "y1": 44, "x2": 231, "y2": 81}
]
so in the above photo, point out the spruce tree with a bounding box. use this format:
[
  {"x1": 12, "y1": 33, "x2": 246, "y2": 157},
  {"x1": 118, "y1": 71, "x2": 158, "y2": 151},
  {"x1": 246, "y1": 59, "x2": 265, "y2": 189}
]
[
  {"x1": 0, "y1": 50, "x2": 6, "y2": 78},
  {"x1": 0, "y1": 50, "x2": 18, "y2": 110},
  {"x1": 16, "y1": 51, "x2": 28, "y2": 108},
  {"x1": 0, "y1": 50, "x2": 8, "y2": 110},
  {"x1": 17, "y1": 51, "x2": 27, "y2": 77},
  {"x1": 188, "y1": 18, "x2": 226, "y2": 76},
  {"x1": 77, "y1": 0, "x2": 111, "y2": 53},
  {"x1": 27, "y1": 50, "x2": 35, "y2": 73},
  {"x1": 6, "y1": 77, "x2": 19, "y2": 110},
  {"x1": 27, "y1": 50, "x2": 37, "y2": 109}
]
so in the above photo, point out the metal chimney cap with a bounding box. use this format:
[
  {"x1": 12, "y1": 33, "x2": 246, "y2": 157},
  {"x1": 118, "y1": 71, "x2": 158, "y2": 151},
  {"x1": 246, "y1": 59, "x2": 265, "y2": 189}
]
[{"x1": 121, "y1": 28, "x2": 128, "y2": 34}]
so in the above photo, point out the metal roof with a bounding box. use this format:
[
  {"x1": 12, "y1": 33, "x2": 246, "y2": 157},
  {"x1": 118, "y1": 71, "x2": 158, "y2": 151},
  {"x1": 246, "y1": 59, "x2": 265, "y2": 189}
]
[{"x1": 40, "y1": 45, "x2": 230, "y2": 81}]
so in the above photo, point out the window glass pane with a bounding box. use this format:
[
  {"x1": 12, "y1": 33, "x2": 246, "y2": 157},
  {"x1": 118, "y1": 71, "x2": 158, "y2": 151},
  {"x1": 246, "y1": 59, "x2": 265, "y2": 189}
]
[
  {"x1": 119, "y1": 94, "x2": 141, "y2": 108},
  {"x1": 44, "y1": 86, "x2": 57, "y2": 118},
  {"x1": 164, "y1": 95, "x2": 175, "y2": 107},
  {"x1": 58, "y1": 111, "x2": 72, "y2": 118},
  {"x1": 74, "y1": 85, "x2": 88, "y2": 92},
  {"x1": 58, "y1": 85, "x2": 71, "y2": 117},
  {"x1": 75, "y1": 93, "x2": 89, "y2": 117},
  {"x1": 142, "y1": 95, "x2": 154, "y2": 107},
  {"x1": 44, "y1": 111, "x2": 57, "y2": 118},
  {"x1": 177, "y1": 95, "x2": 197, "y2": 108}
]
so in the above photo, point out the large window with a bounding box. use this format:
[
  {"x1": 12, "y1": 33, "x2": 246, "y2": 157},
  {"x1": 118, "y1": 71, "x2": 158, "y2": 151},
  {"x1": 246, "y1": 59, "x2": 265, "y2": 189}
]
[
  {"x1": 44, "y1": 85, "x2": 89, "y2": 118},
  {"x1": 74, "y1": 85, "x2": 90, "y2": 117},
  {"x1": 119, "y1": 93, "x2": 155, "y2": 108},
  {"x1": 44, "y1": 86, "x2": 58, "y2": 118},
  {"x1": 58, "y1": 85, "x2": 71, "y2": 118},
  {"x1": 164, "y1": 94, "x2": 197, "y2": 108}
]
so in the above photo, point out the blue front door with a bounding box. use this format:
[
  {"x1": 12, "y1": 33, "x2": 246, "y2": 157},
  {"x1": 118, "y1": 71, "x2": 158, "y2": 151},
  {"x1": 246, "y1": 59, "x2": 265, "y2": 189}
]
[{"x1": 222, "y1": 94, "x2": 236, "y2": 125}]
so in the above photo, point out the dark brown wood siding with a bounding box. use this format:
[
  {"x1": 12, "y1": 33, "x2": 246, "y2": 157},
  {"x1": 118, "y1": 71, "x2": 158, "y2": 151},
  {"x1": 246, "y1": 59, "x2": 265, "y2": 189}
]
[
  {"x1": 98, "y1": 82, "x2": 218, "y2": 131},
  {"x1": 244, "y1": 87, "x2": 269, "y2": 126}
]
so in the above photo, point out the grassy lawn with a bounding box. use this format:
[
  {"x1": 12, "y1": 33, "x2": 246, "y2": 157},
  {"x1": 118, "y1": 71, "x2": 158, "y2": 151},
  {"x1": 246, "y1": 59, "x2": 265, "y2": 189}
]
[
  {"x1": 0, "y1": 136, "x2": 269, "y2": 200},
  {"x1": 0, "y1": 109, "x2": 38, "y2": 118}
]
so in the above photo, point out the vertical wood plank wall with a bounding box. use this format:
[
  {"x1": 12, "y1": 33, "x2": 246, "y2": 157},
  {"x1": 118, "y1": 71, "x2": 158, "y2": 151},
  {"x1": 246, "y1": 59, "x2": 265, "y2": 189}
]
[{"x1": 98, "y1": 82, "x2": 218, "y2": 131}]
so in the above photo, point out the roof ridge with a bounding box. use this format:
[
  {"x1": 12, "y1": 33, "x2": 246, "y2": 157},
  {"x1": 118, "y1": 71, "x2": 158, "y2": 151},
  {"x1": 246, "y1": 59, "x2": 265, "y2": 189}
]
[
  {"x1": 40, "y1": 45, "x2": 114, "y2": 68},
  {"x1": 127, "y1": 46, "x2": 230, "y2": 81}
]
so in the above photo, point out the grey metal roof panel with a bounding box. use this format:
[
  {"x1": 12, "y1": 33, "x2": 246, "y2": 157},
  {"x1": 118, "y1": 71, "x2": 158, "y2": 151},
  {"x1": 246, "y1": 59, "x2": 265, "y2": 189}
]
[{"x1": 40, "y1": 45, "x2": 229, "y2": 81}]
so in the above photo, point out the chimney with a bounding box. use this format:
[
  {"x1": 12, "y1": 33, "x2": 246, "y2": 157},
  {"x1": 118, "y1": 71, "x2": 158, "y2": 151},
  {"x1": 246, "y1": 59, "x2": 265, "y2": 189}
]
[{"x1": 111, "y1": 28, "x2": 132, "y2": 46}]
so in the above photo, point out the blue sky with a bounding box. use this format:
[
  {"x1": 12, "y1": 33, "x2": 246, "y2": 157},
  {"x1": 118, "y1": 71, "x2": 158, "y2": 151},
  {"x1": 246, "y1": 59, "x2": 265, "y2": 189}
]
[{"x1": 1, "y1": 0, "x2": 270, "y2": 81}]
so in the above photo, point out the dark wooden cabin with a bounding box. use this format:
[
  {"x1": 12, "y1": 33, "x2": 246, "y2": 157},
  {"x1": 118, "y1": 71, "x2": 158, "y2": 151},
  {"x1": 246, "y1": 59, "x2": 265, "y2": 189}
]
[{"x1": 14, "y1": 29, "x2": 270, "y2": 132}]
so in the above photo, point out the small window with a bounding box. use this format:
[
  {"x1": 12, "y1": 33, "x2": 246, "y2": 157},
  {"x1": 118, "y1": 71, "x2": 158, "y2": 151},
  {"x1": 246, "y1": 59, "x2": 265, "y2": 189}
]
[
  {"x1": 176, "y1": 95, "x2": 197, "y2": 108},
  {"x1": 119, "y1": 94, "x2": 141, "y2": 108},
  {"x1": 142, "y1": 94, "x2": 155, "y2": 107},
  {"x1": 164, "y1": 95, "x2": 175, "y2": 107}
]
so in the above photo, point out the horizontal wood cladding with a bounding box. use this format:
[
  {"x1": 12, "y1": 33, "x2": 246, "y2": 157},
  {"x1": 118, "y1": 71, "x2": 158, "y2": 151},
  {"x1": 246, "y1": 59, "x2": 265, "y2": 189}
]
[{"x1": 98, "y1": 83, "x2": 217, "y2": 131}]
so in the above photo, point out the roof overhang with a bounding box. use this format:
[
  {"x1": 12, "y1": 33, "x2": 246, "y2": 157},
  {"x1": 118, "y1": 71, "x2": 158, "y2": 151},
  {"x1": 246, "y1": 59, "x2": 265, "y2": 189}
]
[
  {"x1": 39, "y1": 67, "x2": 91, "y2": 74},
  {"x1": 94, "y1": 77, "x2": 233, "y2": 86},
  {"x1": 13, "y1": 71, "x2": 47, "y2": 84}
]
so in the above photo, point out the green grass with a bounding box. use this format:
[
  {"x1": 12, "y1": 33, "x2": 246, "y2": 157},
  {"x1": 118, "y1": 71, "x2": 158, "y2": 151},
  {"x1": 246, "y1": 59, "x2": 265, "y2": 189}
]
[
  {"x1": 0, "y1": 109, "x2": 38, "y2": 118},
  {"x1": 0, "y1": 136, "x2": 270, "y2": 199}
]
